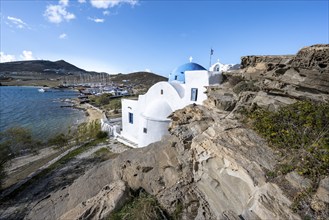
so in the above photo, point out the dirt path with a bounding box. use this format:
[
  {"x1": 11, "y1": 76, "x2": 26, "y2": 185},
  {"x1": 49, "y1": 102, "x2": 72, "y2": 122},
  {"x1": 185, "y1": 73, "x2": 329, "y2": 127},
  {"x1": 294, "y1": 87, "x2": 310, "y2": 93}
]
[
  {"x1": 0, "y1": 144, "x2": 82, "y2": 200},
  {"x1": 6, "y1": 147, "x2": 57, "y2": 174},
  {"x1": 77, "y1": 140, "x2": 129, "y2": 159},
  {"x1": 3, "y1": 150, "x2": 62, "y2": 189}
]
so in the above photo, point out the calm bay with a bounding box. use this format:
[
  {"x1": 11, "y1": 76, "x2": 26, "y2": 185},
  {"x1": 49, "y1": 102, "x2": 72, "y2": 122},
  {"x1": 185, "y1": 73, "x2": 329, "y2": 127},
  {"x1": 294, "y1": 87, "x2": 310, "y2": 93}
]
[{"x1": 0, "y1": 86, "x2": 85, "y2": 140}]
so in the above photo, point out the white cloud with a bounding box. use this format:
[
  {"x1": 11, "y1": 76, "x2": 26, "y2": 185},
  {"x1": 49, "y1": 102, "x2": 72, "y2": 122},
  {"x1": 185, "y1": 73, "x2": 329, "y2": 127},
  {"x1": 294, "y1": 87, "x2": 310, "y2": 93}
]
[
  {"x1": 88, "y1": 17, "x2": 105, "y2": 23},
  {"x1": 59, "y1": 33, "x2": 67, "y2": 39},
  {"x1": 59, "y1": 0, "x2": 69, "y2": 6},
  {"x1": 103, "y1": 10, "x2": 110, "y2": 15},
  {"x1": 20, "y1": 50, "x2": 35, "y2": 60},
  {"x1": 90, "y1": 0, "x2": 138, "y2": 9},
  {"x1": 7, "y1": 16, "x2": 29, "y2": 29},
  {"x1": 0, "y1": 52, "x2": 16, "y2": 63},
  {"x1": 145, "y1": 68, "x2": 151, "y2": 72},
  {"x1": 44, "y1": 1, "x2": 75, "y2": 24},
  {"x1": 78, "y1": 0, "x2": 86, "y2": 3}
]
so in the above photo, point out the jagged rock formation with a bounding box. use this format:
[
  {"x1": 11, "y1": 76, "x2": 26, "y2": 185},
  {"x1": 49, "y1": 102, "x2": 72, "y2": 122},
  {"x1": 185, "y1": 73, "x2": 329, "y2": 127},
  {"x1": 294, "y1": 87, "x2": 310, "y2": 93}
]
[
  {"x1": 210, "y1": 44, "x2": 329, "y2": 115},
  {"x1": 59, "y1": 180, "x2": 129, "y2": 220},
  {"x1": 24, "y1": 44, "x2": 329, "y2": 219},
  {"x1": 239, "y1": 44, "x2": 329, "y2": 94},
  {"x1": 241, "y1": 44, "x2": 328, "y2": 73}
]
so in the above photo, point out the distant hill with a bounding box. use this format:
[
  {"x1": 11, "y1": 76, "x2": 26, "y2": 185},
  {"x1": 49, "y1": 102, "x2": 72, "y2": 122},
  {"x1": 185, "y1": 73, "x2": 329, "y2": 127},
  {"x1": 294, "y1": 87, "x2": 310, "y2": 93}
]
[
  {"x1": 0, "y1": 60, "x2": 167, "y2": 87},
  {"x1": 110, "y1": 71, "x2": 167, "y2": 87},
  {"x1": 0, "y1": 60, "x2": 87, "y2": 75}
]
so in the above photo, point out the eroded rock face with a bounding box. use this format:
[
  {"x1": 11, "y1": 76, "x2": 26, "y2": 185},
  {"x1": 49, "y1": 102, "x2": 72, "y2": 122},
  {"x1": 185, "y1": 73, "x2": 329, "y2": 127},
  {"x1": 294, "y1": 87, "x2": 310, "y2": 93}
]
[
  {"x1": 59, "y1": 180, "x2": 129, "y2": 220},
  {"x1": 292, "y1": 44, "x2": 329, "y2": 72},
  {"x1": 238, "y1": 44, "x2": 329, "y2": 94},
  {"x1": 241, "y1": 44, "x2": 328, "y2": 73},
  {"x1": 215, "y1": 44, "x2": 329, "y2": 115},
  {"x1": 241, "y1": 55, "x2": 294, "y2": 70},
  {"x1": 169, "y1": 105, "x2": 299, "y2": 219}
]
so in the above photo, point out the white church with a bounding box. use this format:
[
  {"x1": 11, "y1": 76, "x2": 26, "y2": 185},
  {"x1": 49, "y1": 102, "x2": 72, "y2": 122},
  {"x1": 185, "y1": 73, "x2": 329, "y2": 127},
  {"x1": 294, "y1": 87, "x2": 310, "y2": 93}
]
[{"x1": 116, "y1": 58, "x2": 225, "y2": 148}]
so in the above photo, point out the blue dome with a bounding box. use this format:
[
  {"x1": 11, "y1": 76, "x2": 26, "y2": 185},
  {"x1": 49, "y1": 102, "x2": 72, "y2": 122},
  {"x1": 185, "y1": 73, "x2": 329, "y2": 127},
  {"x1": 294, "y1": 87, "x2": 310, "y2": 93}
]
[{"x1": 169, "y1": 62, "x2": 207, "y2": 83}]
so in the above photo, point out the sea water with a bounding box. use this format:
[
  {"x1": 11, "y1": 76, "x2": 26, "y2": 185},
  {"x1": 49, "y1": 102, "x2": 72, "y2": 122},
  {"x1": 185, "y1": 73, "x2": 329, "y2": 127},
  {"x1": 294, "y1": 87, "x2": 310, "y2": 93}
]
[{"x1": 0, "y1": 86, "x2": 86, "y2": 141}]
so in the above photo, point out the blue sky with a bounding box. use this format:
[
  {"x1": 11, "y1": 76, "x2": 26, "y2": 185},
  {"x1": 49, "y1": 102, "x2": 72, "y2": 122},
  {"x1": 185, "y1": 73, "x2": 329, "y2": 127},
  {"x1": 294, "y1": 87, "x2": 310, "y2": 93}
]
[{"x1": 1, "y1": 0, "x2": 328, "y2": 77}]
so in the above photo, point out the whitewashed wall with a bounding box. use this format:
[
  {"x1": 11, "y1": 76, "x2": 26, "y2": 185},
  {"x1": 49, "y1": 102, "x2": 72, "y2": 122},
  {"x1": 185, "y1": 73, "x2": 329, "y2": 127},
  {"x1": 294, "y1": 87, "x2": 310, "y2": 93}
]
[
  {"x1": 121, "y1": 99, "x2": 139, "y2": 143},
  {"x1": 138, "y1": 119, "x2": 170, "y2": 147}
]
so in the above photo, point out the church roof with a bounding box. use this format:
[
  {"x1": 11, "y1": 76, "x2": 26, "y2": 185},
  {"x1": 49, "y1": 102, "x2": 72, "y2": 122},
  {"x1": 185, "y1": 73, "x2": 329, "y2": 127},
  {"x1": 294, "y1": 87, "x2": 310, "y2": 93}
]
[
  {"x1": 142, "y1": 99, "x2": 172, "y2": 121},
  {"x1": 169, "y1": 62, "x2": 207, "y2": 83}
]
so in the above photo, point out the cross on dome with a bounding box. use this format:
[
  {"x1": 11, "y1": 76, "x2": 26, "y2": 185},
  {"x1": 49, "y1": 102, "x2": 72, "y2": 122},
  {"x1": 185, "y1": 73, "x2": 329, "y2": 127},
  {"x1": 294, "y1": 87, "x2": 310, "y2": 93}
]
[{"x1": 189, "y1": 56, "x2": 193, "y2": 63}]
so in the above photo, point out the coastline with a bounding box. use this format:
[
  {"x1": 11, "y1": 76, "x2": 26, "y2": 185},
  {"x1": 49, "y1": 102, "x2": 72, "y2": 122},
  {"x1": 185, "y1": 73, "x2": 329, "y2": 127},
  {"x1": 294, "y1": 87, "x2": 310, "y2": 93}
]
[
  {"x1": 74, "y1": 102, "x2": 105, "y2": 124},
  {"x1": 2, "y1": 101, "x2": 108, "y2": 191}
]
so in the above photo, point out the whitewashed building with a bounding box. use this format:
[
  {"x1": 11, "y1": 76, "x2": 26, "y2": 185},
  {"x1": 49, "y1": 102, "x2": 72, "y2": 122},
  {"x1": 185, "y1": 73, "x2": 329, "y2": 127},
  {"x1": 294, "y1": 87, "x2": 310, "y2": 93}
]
[{"x1": 119, "y1": 59, "x2": 223, "y2": 148}]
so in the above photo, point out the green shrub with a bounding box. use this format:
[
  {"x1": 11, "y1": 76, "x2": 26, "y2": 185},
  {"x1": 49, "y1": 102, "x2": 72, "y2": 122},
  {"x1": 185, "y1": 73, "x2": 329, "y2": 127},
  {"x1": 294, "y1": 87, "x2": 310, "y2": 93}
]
[
  {"x1": 173, "y1": 200, "x2": 183, "y2": 220},
  {"x1": 90, "y1": 94, "x2": 112, "y2": 106},
  {"x1": 249, "y1": 101, "x2": 329, "y2": 180},
  {"x1": 109, "y1": 189, "x2": 167, "y2": 220},
  {"x1": 0, "y1": 127, "x2": 42, "y2": 189},
  {"x1": 0, "y1": 127, "x2": 41, "y2": 157},
  {"x1": 233, "y1": 80, "x2": 260, "y2": 94},
  {"x1": 48, "y1": 133, "x2": 68, "y2": 149},
  {"x1": 96, "y1": 131, "x2": 108, "y2": 139},
  {"x1": 108, "y1": 98, "x2": 121, "y2": 110},
  {"x1": 74, "y1": 120, "x2": 102, "y2": 143}
]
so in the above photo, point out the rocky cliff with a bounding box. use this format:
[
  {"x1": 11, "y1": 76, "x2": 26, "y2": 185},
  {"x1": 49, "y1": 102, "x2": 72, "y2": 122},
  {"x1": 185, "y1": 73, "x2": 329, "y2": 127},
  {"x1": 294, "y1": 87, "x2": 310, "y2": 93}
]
[{"x1": 24, "y1": 45, "x2": 329, "y2": 220}]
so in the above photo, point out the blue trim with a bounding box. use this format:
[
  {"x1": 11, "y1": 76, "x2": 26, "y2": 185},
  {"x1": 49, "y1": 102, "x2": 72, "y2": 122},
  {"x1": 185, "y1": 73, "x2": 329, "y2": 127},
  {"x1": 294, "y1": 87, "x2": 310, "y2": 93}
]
[
  {"x1": 129, "y1": 112, "x2": 133, "y2": 124},
  {"x1": 191, "y1": 88, "x2": 198, "y2": 101}
]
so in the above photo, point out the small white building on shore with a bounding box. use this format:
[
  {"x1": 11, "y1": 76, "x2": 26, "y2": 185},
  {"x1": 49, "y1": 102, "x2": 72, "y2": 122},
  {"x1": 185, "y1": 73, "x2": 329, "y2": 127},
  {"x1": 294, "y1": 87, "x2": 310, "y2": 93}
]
[{"x1": 117, "y1": 59, "x2": 224, "y2": 148}]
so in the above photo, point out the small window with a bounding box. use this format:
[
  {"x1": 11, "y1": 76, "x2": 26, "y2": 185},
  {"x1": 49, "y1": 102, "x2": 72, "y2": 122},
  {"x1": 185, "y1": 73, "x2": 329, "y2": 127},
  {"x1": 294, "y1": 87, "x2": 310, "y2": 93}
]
[
  {"x1": 160, "y1": 89, "x2": 163, "y2": 95},
  {"x1": 128, "y1": 112, "x2": 133, "y2": 124},
  {"x1": 191, "y1": 88, "x2": 198, "y2": 101},
  {"x1": 143, "y1": 128, "x2": 147, "y2": 133},
  {"x1": 174, "y1": 75, "x2": 178, "y2": 80}
]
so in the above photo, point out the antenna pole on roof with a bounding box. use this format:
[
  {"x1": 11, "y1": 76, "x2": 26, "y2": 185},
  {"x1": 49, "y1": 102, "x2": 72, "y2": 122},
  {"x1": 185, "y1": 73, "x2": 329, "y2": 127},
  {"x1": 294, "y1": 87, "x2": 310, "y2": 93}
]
[{"x1": 209, "y1": 48, "x2": 214, "y2": 69}]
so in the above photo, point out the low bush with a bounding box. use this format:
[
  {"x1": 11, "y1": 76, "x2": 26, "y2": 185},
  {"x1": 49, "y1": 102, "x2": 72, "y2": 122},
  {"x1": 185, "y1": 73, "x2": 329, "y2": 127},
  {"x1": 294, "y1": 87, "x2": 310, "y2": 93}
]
[
  {"x1": 233, "y1": 80, "x2": 260, "y2": 94},
  {"x1": 48, "y1": 133, "x2": 69, "y2": 149},
  {"x1": 90, "y1": 94, "x2": 112, "y2": 106},
  {"x1": 109, "y1": 189, "x2": 168, "y2": 220},
  {"x1": 0, "y1": 127, "x2": 41, "y2": 156},
  {"x1": 96, "y1": 131, "x2": 108, "y2": 139},
  {"x1": 249, "y1": 101, "x2": 329, "y2": 181},
  {"x1": 0, "y1": 127, "x2": 42, "y2": 189},
  {"x1": 74, "y1": 120, "x2": 103, "y2": 143}
]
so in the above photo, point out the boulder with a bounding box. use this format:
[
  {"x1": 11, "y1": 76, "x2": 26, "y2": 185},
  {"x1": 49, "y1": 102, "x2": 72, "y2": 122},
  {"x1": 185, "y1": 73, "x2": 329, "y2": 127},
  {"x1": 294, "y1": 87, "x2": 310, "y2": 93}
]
[
  {"x1": 292, "y1": 44, "x2": 329, "y2": 72},
  {"x1": 285, "y1": 172, "x2": 312, "y2": 191},
  {"x1": 59, "y1": 180, "x2": 130, "y2": 220},
  {"x1": 313, "y1": 177, "x2": 329, "y2": 204}
]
